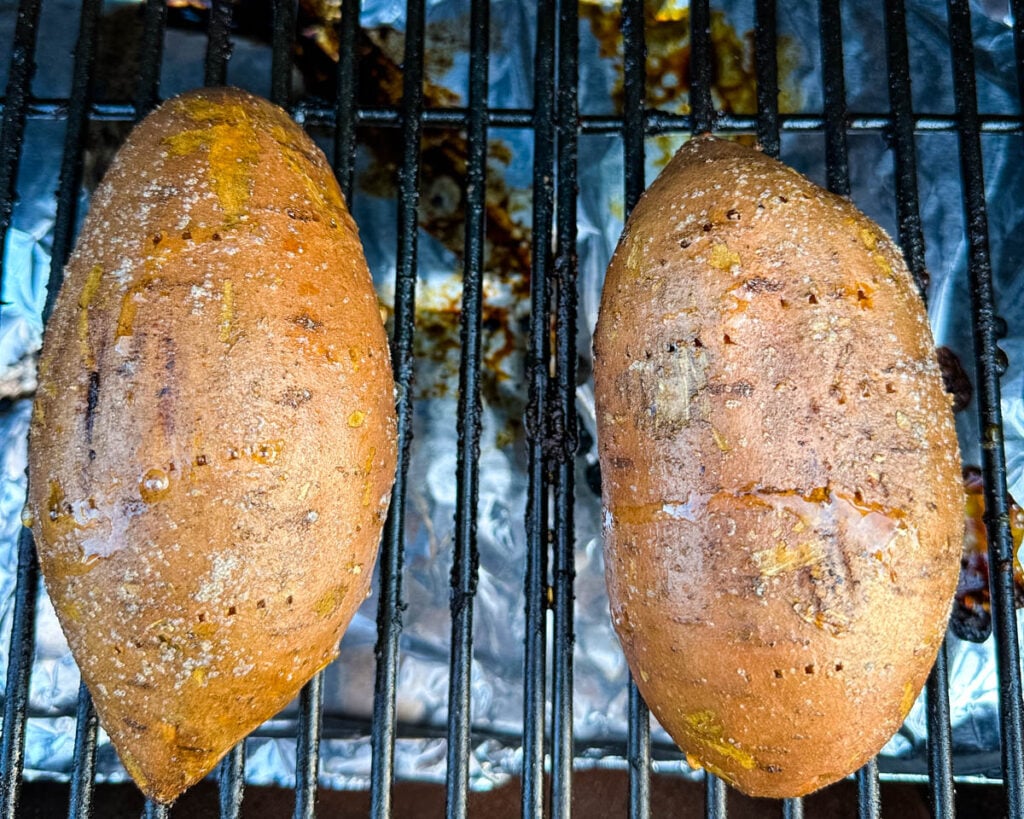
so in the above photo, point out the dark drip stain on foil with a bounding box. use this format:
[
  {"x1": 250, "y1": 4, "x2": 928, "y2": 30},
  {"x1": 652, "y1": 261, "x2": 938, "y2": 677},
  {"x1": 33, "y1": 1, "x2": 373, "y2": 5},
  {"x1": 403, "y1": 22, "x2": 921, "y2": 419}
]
[
  {"x1": 581, "y1": 0, "x2": 801, "y2": 165},
  {"x1": 954, "y1": 465, "x2": 1024, "y2": 643},
  {"x1": 296, "y1": 1, "x2": 532, "y2": 410}
]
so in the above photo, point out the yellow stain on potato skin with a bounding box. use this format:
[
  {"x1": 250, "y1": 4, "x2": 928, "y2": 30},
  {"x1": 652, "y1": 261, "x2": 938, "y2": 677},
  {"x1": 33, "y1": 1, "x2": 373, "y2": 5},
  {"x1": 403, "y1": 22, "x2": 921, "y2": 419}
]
[
  {"x1": 77, "y1": 264, "x2": 104, "y2": 366},
  {"x1": 361, "y1": 447, "x2": 376, "y2": 507},
  {"x1": 119, "y1": 749, "x2": 149, "y2": 790},
  {"x1": 314, "y1": 584, "x2": 348, "y2": 618},
  {"x1": 683, "y1": 709, "x2": 758, "y2": 770},
  {"x1": 752, "y1": 540, "x2": 826, "y2": 578},
  {"x1": 164, "y1": 99, "x2": 260, "y2": 222},
  {"x1": 626, "y1": 233, "x2": 643, "y2": 276},
  {"x1": 871, "y1": 252, "x2": 893, "y2": 277},
  {"x1": 900, "y1": 681, "x2": 916, "y2": 720},
  {"x1": 710, "y1": 243, "x2": 741, "y2": 271},
  {"x1": 269, "y1": 124, "x2": 345, "y2": 214}
]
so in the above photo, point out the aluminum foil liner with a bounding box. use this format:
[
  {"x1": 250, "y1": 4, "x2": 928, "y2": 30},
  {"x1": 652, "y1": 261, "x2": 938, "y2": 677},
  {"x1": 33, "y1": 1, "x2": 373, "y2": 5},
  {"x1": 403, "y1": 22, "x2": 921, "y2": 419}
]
[{"x1": 0, "y1": 0, "x2": 1020, "y2": 793}]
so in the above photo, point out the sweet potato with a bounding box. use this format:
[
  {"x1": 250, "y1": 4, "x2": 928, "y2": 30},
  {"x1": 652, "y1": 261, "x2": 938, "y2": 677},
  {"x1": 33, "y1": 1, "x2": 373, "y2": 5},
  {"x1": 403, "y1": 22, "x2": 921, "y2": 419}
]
[
  {"x1": 593, "y1": 136, "x2": 962, "y2": 797},
  {"x1": 27, "y1": 87, "x2": 397, "y2": 802}
]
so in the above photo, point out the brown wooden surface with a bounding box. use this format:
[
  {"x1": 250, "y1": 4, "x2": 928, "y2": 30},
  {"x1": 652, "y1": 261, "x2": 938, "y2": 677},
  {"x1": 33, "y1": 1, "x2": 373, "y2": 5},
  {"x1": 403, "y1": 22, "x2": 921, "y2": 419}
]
[{"x1": 14, "y1": 771, "x2": 1003, "y2": 817}]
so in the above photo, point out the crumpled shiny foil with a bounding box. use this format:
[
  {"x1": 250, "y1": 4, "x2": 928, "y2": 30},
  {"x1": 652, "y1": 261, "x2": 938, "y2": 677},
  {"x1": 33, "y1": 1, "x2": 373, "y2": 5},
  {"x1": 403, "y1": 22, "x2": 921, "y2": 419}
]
[{"x1": 0, "y1": 0, "x2": 1020, "y2": 793}]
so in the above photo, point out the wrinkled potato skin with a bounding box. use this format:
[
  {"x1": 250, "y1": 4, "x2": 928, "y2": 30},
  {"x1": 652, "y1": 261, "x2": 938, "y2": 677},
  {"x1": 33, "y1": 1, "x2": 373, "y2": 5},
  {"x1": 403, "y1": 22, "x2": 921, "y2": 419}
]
[
  {"x1": 593, "y1": 136, "x2": 962, "y2": 798},
  {"x1": 28, "y1": 88, "x2": 397, "y2": 803}
]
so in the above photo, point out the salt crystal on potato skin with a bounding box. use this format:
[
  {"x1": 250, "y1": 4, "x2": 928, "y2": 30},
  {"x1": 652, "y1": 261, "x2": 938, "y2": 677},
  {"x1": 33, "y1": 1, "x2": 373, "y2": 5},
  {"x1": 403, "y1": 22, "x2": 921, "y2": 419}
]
[
  {"x1": 593, "y1": 135, "x2": 962, "y2": 798},
  {"x1": 28, "y1": 87, "x2": 397, "y2": 804}
]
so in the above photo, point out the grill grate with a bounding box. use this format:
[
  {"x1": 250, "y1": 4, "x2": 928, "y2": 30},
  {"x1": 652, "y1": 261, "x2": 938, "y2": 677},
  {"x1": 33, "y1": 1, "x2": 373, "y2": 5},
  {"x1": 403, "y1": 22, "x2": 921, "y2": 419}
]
[{"x1": 0, "y1": 0, "x2": 1021, "y2": 816}]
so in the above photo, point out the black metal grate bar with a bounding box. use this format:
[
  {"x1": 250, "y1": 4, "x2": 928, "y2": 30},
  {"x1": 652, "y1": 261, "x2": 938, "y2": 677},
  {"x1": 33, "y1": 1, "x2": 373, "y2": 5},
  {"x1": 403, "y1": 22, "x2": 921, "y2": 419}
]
[
  {"x1": 704, "y1": 773, "x2": 727, "y2": 819},
  {"x1": 781, "y1": 798, "x2": 804, "y2": 819},
  {"x1": 203, "y1": 0, "x2": 233, "y2": 87},
  {"x1": 754, "y1": 0, "x2": 780, "y2": 157},
  {"x1": 883, "y1": 0, "x2": 928, "y2": 293},
  {"x1": 368, "y1": 0, "x2": 426, "y2": 814},
  {"x1": 882, "y1": 4, "x2": 956, "y2": 816},
  {"x1": 325, "y1": 28, "x2": 366, "y2": 809},
  {"x1": 551, "y1": 0, "x2": 580, "y2": 815},
  {"x1": 43, "y1": 0, "x2": 102, "y2": 320},
  {"x1": 444, "y1": 1, "x2": 489, "y2": 816},
  {"x1": 217, "y1": 744, "x2": 245, "y2": 819},
  {"x1": 293, "y1": 672, "x2": 323, "y2": 818},
  {"x1": 522, "y1": 1, "x2": 555, "y2": 815},
  {"x1": 332, "y1": 0, "x2": 361, "y2": 199},
  {"x1": 0, "y1": 530, "x2": 40, "y2": 819},
  {"x1": 133, "y1": 0, "x2": 167, "y2": 120},
  {"x1": 1013, "y1": 0, "x2": 1024, "y2": 122},
  {"x1": 8, "y1": 100, "x2": 1024, "y2": 136},
  {"x1": 621, "y1": 0, "x2": 646, "y2": 212},
  {"x1": 925, "y1": 647, "x2": 955, "y2": 819},
  {"x1": 271, "y1": 0, "x2": 297, "y2": 107},
  {"x1": 689, "y1": 0, "x2": 714, "y2": 134},
  {"x1": 620, "y1": 4, "x2": 649, "y2": 817},
  {"x1": 818, "y1": 0, "x2": 849, "y2": 196},
  {"x1": 0, "y1": 0, "x2": 42, "y2": 298},
  {"x1": 67, "y1": 683, "x2": 98, "y2": 819},
  {"x1": 856, "y1": 760, "x2": 881, "y2": 819},
  {"x1": 947, "y1": 0, "x2": 1024, "y2": 815}
]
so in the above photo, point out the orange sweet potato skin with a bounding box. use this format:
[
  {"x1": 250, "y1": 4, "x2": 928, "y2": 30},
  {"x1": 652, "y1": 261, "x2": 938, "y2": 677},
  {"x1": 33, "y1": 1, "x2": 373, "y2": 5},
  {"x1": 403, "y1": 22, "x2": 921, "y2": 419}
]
[
  {"x1": 27, "y1": 87, "x2": 396, "y2": 802},
  {"x1": 593, "y1": 136, "x2": 963, "y2": 797}
]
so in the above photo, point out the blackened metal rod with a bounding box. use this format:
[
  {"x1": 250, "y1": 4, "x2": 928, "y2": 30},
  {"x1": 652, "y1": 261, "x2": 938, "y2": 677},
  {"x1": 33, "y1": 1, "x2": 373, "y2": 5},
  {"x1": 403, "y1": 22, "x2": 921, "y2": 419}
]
[
  {"x1": 621, "y1": 2, "x2": 650, "y2": 817},
  {"x1": 1012, "y1": 0, "x2": 1024, "y2": 125},
  {"x1": 11, "y1": 101, "x2": 1024, "y2": 136},
  {"x1": 621, "y1": 0, "x2": 646, "y2": 213},
  {"x1": 689, "y1": 0, "x2": 714, "y2": 134},
  {"x1": 45, "y1": 0, "x2": 103, "y2": 330},
  {"x1": 947, "y1": 1, "x2": 1024, "y2": 815},
  {"x1": 626, "y1": 683, "x2": 650, "y2": 819},
  {"x1": 856, "y1": 759, "x2": 881, "y2": 819},
  {"x1": 925, "y1": 645, "x2": 955, "y2": 819},
  {"x1": 217, "y1": 744, "x2": 245, "y2": 819},
  {"x1": 818, "y1": 0, "x2": 850, "y2": 196},
  {"x1": 781, "y1": 798, "x2": 804, "y2": 819},
  {"x1": 270, "y1": 0, "x2": 297, "y2": 107},
  {"x1": 0, "y1": 530, "x2": 39, "y2": 819},
  {"x1": 444, "y1": 0, "x2": 490, "y2": 816},
  {"x1": 67, "y1": 684, "x2": 98, "y2": 819},
  {"x1": 883, "y1": 3, "x2": 955, "y2": 815},
  {"x1": 551, "y1": 0, "x2": 580, "y2": 815},
  {"x1": 204, "y1": 0, "x2": 234, "y2": 88},
  {"x1": 293, "y1": 672, "x2": 323, "y2": 819},
  {"x1": 333, "y1": 0, "x2": 362, "y2": 199},
  {"x1": 754, "y1": 0, "x2": 780, "y2": 157},
  {"x1": 883, "y1": 0, "x2": 928, "y2": 294},
  {"x1": 368, "y1": 0, "x2": 426, "y2": 815},
  {"x1": 522, "y1": 2, "x2": 556, "y2": 815},
  {"x1": 133, "y1": 0, "x2": 167, "y2": 120},
  {"x1": 704, "y1": 773, "x2": 727, "y2": 819},
  {"x1": 323, "y1": 28, "x2": 363, "y2": 811},
  {"x1": 0, "y1": 0, "x2": 42, "y2": 296}
]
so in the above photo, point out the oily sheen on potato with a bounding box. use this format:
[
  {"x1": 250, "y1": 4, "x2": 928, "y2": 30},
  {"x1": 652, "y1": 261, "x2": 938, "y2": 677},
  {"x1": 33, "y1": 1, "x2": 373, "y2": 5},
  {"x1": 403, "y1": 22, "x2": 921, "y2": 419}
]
[
  {"x1": 27, "y1": 88, "x2": 397, "y2": 803},
  {"x1": 593, "y1": 136, "x2": 963, "y2": 798}
]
